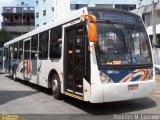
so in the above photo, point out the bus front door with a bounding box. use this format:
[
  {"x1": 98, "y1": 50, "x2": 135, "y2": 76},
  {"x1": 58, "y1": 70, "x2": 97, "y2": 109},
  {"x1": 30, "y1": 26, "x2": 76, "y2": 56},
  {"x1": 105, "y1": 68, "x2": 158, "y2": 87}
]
[{"x1": 64, "y1": 23, "x2": 86, "y2": 97}]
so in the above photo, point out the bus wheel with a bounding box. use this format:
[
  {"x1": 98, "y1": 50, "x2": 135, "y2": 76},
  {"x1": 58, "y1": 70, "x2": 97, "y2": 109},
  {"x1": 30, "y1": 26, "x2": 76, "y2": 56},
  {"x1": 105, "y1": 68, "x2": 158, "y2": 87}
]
[{"x1": 51, "y1": 74, "x2": 62, "y2": 99}]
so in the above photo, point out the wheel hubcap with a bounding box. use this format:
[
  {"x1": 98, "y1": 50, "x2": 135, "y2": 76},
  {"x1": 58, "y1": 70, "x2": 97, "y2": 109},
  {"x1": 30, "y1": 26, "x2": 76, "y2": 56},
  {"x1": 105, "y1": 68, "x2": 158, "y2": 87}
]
[
  {"x1": 52, "y1": 79, "x2": 58, "y2": 92},
  {"x1": 13, "y1": 73, "x2": 16, "y2": 79}
]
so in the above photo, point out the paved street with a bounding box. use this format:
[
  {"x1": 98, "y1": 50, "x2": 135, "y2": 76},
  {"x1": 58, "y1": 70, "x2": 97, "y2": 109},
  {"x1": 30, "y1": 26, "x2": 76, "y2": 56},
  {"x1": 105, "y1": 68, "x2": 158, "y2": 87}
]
[{"x1": 0, "y1": 73, "x2": 160, "y2": 119}]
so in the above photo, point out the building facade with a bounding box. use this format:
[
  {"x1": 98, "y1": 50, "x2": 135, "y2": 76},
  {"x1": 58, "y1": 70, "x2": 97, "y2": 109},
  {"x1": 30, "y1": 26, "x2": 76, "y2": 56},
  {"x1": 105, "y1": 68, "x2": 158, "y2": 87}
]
[
  {"x1": 1, "y1": 6, "x2": 35, "y2": 38},
  {"x1": 131, "y1": 1, "x2": 160, "y2": 44},
  {"x1": 35, "y1": 0, "x2": 70, "y2": 28},
  {"x1": 35, "y1": 0, "x2": 141, "y2": 28}
]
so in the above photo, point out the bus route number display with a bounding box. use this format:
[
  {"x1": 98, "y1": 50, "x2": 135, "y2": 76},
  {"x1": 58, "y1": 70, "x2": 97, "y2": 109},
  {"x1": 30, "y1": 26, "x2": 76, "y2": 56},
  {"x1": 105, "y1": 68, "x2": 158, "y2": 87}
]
[{"x1": 99, "y1": 12, "x2": 135, "y2": 23}]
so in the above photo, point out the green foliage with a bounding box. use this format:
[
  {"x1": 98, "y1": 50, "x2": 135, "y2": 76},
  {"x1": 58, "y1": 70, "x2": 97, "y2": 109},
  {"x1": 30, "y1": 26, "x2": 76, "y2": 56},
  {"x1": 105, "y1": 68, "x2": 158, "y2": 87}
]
[{"x1": 0, "y1": 30, "x2": 13, "y2": 44}]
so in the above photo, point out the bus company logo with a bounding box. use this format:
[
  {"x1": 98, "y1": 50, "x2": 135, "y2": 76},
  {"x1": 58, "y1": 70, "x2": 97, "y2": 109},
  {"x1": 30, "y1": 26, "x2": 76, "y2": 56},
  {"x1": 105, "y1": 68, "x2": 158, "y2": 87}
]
[{"x1": 107, "y1": 70, "x2": 119, "y2": 74}]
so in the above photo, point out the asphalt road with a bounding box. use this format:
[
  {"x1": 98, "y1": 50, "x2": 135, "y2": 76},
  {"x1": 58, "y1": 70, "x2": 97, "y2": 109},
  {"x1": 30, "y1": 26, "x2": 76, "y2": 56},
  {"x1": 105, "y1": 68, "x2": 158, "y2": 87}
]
[{"x1": 0, "y1": 73, "x2": 160, "y2": 120}]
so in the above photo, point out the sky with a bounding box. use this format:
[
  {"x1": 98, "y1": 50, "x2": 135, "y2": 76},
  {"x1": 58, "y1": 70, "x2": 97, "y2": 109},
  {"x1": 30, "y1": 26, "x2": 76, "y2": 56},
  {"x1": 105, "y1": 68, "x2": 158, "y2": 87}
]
[{"x1": 0, "y1": 0, "x2": 34, "y2": 29}]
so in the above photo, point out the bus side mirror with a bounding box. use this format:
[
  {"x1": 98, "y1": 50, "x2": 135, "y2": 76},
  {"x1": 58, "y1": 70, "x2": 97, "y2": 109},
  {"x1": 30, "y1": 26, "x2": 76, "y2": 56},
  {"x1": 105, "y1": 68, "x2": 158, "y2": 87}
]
[{"x1": 83, "y1": 14, "x2": 97, "y2": 43}]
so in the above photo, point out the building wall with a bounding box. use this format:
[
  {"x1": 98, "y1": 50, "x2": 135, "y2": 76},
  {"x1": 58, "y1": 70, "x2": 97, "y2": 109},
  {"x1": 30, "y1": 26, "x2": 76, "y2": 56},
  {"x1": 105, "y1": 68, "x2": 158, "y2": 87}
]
[
  {"x1": 35, "y1": 0, "x2": 55, "y2": 28},
  {"x1": 1, "y1": 6, "x2": 35, "y2": 38},
  {"x1": 35, "y1": 0, "x2": 70, "y2": 28},
  {"x1": 131, "y1": 1, "x2": 160, "y2": 44}
]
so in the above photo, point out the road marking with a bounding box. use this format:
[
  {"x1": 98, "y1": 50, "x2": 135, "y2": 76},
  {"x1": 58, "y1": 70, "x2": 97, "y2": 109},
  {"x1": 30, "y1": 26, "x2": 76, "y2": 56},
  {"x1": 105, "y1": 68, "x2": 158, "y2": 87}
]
[{"x1": 65, "y1": 92, "x2": 83, "y2": 100}]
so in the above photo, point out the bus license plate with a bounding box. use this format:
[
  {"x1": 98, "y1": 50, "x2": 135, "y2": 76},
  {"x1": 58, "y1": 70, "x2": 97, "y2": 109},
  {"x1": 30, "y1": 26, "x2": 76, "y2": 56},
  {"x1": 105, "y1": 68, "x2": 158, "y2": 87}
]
[{"x1": 128, "y1": 84, "x2": 138, "y2": 90}]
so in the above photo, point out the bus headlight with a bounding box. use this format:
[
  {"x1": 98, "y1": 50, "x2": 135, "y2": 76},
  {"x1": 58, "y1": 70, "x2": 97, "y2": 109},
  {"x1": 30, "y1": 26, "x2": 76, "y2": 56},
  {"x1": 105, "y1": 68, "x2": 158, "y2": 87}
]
[{"x1": 99, "y1": 71, "x2": 114, "y2": 83}]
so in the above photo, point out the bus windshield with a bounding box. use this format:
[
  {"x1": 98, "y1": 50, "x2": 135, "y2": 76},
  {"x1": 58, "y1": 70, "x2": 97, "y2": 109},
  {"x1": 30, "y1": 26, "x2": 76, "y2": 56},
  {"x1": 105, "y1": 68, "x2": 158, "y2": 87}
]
[{"x1": 95, "y1": 21, "x2": 152, "y2": 66}]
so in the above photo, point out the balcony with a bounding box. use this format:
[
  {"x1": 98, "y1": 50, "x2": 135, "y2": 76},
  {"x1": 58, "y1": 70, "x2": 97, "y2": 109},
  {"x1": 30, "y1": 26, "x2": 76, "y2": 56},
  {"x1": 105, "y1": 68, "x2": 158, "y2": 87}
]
[{"x1": 2, "y1": 25, "x2": 35, "y2": 33}]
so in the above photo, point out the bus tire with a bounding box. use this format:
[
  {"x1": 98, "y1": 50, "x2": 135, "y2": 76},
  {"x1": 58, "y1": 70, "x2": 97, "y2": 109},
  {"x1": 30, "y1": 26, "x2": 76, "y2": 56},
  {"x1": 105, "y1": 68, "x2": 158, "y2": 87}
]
[{"x1": 51, "y1": 74, "x2": 62, "y2": 99}]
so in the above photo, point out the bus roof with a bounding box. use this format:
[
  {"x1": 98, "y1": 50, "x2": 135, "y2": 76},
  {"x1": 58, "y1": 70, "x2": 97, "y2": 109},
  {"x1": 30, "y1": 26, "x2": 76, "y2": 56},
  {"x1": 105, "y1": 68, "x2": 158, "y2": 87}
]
[
  {"x1": 4, "y1": 7, "x2": 140, "y2": 46},
  {"x1": 4, "y1": 7, "x2": 88, "y2": 46}
]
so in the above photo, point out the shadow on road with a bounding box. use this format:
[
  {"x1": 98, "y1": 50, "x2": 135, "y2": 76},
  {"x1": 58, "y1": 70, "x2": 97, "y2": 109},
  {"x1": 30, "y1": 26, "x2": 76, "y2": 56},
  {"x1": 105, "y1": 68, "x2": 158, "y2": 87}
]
[
  {"x1": 62, "y1": 96, "x2": 156, "y2": 115},
  {"x1": 6, "y1": 75, "x2": 52, "y2": 95},
  {"x1": 5, "y1": 75, "x2": 157, "y2": 115},
  {"x1": 0, "y1": 91, "x2": 38, "y2": 105}
]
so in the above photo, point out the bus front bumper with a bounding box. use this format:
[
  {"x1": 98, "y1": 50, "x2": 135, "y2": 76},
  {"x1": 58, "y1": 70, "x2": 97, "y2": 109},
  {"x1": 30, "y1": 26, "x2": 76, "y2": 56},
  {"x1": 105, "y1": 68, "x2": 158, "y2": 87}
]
[{"x1": 90, "y1": 80, "x2": 155, "y2": 103}]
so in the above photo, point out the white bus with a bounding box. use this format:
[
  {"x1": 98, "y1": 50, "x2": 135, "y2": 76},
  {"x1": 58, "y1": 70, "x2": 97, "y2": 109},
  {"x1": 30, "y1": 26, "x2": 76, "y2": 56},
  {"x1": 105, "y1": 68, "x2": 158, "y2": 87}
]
[
  {"x1": 0, "y1": 46, "x2": 4, "y2": 71},
  {"x1": 3, "y1": 7, "x2": 155, "y2": 103}
]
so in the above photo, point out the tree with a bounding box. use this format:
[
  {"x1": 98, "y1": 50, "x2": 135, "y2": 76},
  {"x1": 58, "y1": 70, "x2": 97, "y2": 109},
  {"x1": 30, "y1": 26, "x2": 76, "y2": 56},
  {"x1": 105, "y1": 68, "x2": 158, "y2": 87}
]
[{"x1": 0, "y1": 30, "x2": 13, "y2": 44}]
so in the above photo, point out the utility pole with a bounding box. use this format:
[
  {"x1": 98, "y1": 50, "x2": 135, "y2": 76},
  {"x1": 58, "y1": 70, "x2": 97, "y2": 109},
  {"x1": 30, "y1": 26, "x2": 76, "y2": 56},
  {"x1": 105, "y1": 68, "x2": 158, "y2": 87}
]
[
  {"x1": 17, "y1": 2, "x2": 28, "y2": 35},
  {"x1": 21, "y1": 2, "x2": 24, "y2": 35},
  {"x1": 152, "y1": 0, "x2": 160, "y2": 66},
  {"x1": 152, "y1": 0, "x2": 157, "y2": 46}
]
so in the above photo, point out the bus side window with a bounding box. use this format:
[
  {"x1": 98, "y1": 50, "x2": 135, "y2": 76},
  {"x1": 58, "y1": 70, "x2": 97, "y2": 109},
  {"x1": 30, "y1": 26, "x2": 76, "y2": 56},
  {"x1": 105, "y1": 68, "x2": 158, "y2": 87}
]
[
  {"x1": 50, "y1": 26, "x2": 62, "y2": 59},
  {"x1": 5, "y1": 47, "x2": 8, "y2": 60},
  {"x1": 13, "y1": 42, "x2": 18, "y2": 59},
  {"x1": 39, "y1": 31, "x2": 49, "y2": 59},
  {"x1": 4, "y1": 48, "x2": 6, "y2": 59},
  {"x1": 9, "y1": 45, "x2": 13, "y2": 59},
  {"x1": 18, "y1": 41, "x2": 23, "y2": 60},
  {"x1": 31, "y1": 35, "x2": 38, "y2": 59}
]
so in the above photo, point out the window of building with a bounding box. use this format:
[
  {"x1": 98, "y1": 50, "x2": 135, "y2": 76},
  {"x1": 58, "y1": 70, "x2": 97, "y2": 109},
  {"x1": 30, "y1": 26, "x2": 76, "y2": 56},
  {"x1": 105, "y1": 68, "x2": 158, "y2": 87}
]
[
  {"x1": 36, "y1": 12, "x2": 39, "y2": 18},
  {"x1": 143, "y1": 13, "x2": 151, "y2": 27},
  {"x1": 13, "y1": 8, "x2": 16, "y2": 13},
  {"x1": 70, "y1": 4, "x2": 87, "y2": 10},
  {"x1": 39, "y1": 31, "x2": 49, "y2": 59},
  {"x1": 115, "y1": 4, "x2": 136, "y2": 11},
  {"x1": 6, "y1": 7, "x2": 11, "y2": 10},
  {"x1": 36, "y1": 0, "x2": 39, "y2": 5},
  {"x1": 31, "y1": 15, "x2": 34, "y2": 19},
  {"x1": 10, "y1": 16, "x2": 13, "y2": 22},
  {"x1": 51, "y1": 7, "x2": 54, "y2": 11},
  {"x1": 15, "y1": 16, "x2": 19, "y2": 20},
  {"x1": 96, "y1": 4, "x2": 113, "y2": 8},
  {"x1": 43, "y1": 10, "x2": 46, "y2": 16},
  {"x1": 30, "y1": 7, "x2": 34, "y2": 10},
  {"x1": 36, "y1": 24, "x2": 39, "y2": 27},
  {"x1": 23, "y1": 7, "x2": 27, "y2": 10},
  {"x1": 4, "y1": 16, "x2": 9, "y2": 21},
  {"x1": 50, "y1": 26, "x2": 62, "y2": 59},
  {"x1": 27, "y1": 16, "x2": 30, "y2": 22},
  {"x1": 31, "y1": 35, "x2": 38, "y2": 59}
]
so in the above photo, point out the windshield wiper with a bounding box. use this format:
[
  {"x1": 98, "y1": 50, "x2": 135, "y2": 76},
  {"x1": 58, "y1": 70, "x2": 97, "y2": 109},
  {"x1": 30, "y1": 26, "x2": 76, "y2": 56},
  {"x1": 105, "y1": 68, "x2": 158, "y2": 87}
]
[
  {"x1": 105, "y1": 19, "x2": 125, "y2": 42},
  {"x1": 105, "y1": 19, "x2": 128, "y2": 53}
]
